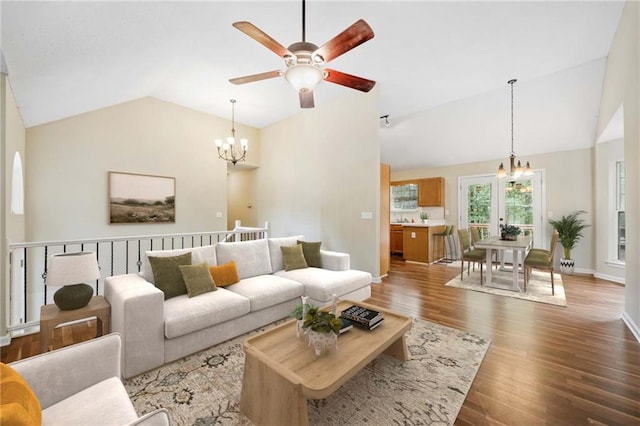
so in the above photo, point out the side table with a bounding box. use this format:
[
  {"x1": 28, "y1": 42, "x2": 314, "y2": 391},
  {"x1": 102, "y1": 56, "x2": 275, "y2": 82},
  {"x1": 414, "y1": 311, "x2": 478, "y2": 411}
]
[{"x1": 40, "y1": 295, "x2": 111, "y2": 353}]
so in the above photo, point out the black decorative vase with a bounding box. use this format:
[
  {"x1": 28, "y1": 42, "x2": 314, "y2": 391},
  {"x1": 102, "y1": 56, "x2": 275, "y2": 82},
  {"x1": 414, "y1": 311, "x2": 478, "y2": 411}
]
[{"x1": 53, "y1": 283, "x2": 93, "y2": 310}]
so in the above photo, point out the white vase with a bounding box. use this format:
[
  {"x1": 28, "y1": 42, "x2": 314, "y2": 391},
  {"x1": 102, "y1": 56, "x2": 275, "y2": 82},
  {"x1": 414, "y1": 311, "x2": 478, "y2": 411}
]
[
  {"x1": 307, "y1": 330, "x2": 337, "y2": 356},
  {"x1": 560, "y1": 258, "x2": 575, "y2": 275}
]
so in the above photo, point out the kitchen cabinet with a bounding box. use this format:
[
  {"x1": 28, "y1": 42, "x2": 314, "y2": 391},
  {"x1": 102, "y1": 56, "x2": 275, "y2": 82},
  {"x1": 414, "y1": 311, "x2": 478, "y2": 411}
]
[
  {"x1": 418, "y1": 177, "x2": 444, "y2": 207},
  {"x1": 390, "y1": 225, "x2": 404, "y2": 254},
  {"x1": 403, "y1": 225, "x2": 445, "y2": 263}
]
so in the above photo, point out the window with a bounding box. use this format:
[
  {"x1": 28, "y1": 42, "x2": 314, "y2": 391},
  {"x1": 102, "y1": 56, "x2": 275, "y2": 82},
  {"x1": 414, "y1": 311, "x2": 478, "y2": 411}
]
[
  {"x1": 615, "y1": 161, "x2": 625, "y2": 262},
  {"x1": 391, "y1": 183, "x2": 418, "y2": 211}
]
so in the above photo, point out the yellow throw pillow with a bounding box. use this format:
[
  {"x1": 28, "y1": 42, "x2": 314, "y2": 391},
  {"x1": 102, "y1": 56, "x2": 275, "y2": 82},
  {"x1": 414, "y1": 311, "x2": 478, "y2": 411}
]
[
  {"x1": 209, "y1": 261, "x2": 240, "y2": 287},
  {"x1": 0, "y1": 363, "x2": 42, "y2": 426}
]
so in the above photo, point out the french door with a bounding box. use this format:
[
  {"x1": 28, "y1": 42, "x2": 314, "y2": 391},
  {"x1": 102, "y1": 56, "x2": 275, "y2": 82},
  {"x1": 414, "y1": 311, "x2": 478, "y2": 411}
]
[{"x1": 459, "y1": 171, "x2": 545, "y2": 257}]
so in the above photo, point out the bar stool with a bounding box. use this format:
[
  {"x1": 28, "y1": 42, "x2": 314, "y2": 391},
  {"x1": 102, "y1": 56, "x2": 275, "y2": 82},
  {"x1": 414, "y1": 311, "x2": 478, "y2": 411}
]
[{"x1": 436, "y1": 225, "x2": 457, "y2": 264}]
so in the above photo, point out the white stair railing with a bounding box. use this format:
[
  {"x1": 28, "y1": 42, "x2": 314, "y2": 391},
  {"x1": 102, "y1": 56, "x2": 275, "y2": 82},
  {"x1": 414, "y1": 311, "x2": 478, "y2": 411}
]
[{"x1": 6, "y1": 221, "x2": 269, "y2": 337}]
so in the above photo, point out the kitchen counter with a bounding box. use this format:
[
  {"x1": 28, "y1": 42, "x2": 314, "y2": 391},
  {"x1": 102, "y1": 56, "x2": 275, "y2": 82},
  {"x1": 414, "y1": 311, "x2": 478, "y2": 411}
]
[
  {"x1": 402, "y1": 224, "x2": 446, "y2": 263},
  {"x1": 391, "y1": 220, "x2": 447, "y2": 228}
]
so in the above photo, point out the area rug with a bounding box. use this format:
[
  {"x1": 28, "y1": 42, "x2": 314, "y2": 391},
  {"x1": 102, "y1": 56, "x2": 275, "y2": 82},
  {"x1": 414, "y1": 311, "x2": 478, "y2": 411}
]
[
  {"x1": 445, "y1": 268, "x2": 566, "y2": 306},
  {"x1": 124, "y1": 318, "x2": 490, "y2": 425}
]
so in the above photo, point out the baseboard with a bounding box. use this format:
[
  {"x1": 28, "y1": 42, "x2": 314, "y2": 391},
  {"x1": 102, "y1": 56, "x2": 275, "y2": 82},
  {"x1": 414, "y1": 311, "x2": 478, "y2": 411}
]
[
  {"x1": 621, "y1": 312, "x2": 640, "y2": 343},
  {"x1": 573, "y1": 267, "x2": 594, "y2": 275},
  {"x1": 593, "y1": 272, "x2": 625, "y2": 284},
  {"x1": 0, "y1": 334, "x2": 11, "y2": 347},
  {"x1": 372, "y1": 275, "x2": 383, "y2": 284}
]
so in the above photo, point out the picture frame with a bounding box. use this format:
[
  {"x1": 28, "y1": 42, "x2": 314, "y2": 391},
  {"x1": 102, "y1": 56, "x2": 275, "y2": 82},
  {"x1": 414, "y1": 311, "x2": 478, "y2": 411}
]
[{"x1": 108, "y1": 171, "x2": 176, "y2": 224}]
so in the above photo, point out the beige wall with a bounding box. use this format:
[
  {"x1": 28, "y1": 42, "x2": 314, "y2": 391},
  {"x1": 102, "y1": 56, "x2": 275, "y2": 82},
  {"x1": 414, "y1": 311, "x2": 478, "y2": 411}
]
[
  {"x1": 25, "y1": 97, "x2": 260, "y2": 241},
  {"x1": 227, "y1": 168, "x2": 258, "y2": 229},
  {"x1": 594, "y1": 139, "x2": 625, "y2": 283},
  {"x1": 256, "y1": 89, "x2": 381, "y2": 277},
  {"x1": 596, "y1": 1, "x2": 639, "y2": 338},
  {"x1": 1, "y1": 74, "x2": 27, "y2": 341},
  {"x1": 391, "y1": 148, "x2": 594, "y2": 272}
]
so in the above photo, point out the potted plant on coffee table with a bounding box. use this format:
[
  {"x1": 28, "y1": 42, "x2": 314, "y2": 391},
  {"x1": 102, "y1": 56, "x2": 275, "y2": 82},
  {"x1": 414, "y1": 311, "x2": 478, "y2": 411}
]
[
  {"x1": 548, "y1": 210, "x2": 590, "y2": 275},
  {"x1": 290, "y1": 296, "x2": 315, "y2": 338},
  {"x1": 302, "y1": 306, "x2": 342, "y2": 356}
]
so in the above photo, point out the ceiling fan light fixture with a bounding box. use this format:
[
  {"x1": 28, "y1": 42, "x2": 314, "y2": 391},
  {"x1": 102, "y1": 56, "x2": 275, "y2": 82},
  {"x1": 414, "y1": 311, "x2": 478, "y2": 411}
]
[{"x1": 285, "y1": 64, "x2": 323, "y2": 92}]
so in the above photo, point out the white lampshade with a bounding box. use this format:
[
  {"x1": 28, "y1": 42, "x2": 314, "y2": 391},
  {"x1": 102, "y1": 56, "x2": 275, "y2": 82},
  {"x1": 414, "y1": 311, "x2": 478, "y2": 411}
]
[
  {"x1": 46, "y1": 252, "x2": 100, "y2": 286},
  {"x1": 215, "y1": 139, "x2": 223, "y2": 147},
  {"x1": 285, "y1": 64, "x2": 323, "y2": 92},
  {"x1": 240, "y1": 138, "x2": 248, "y2": 148}
]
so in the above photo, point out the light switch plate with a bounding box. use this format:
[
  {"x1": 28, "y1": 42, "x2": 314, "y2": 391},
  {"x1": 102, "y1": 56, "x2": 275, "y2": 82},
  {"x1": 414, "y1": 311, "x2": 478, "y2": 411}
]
[
  {"x1": 361, "y1": 212, "x2": 373, "y2": 219},
  {"x1": 216, "y1": 212, "x2": 223, "y2": 218}
]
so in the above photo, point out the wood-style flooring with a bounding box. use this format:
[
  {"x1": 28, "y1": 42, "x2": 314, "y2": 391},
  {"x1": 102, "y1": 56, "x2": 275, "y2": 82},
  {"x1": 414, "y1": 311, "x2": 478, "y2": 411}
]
[{"x1": 2, "y1": 257, "x2": 639, "y2": 425}]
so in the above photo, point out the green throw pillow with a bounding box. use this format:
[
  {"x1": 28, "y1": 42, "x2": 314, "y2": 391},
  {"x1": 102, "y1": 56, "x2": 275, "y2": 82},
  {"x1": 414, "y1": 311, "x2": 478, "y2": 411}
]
[
  {"x1": 281, "y1": 245, "x2": 308, "y2": 271},
  {"x1": 297, "y1": 240, "x2": 322, "y2": 267},
  {"x1": 179, "y1": 262, "x2": 217, "y2": 298},
  {"x1": 148, "y1": 252, "x2": 192, "y2": 300}
]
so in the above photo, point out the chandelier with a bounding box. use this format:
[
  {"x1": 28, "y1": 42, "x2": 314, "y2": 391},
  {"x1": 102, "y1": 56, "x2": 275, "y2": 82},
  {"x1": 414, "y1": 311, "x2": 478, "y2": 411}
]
[
  {"x1": 497, "y1": 79, "x2": 532, "y2": 180},
  {"x1": 215, "y1": 99, "x2": 248, "y2": 166}
]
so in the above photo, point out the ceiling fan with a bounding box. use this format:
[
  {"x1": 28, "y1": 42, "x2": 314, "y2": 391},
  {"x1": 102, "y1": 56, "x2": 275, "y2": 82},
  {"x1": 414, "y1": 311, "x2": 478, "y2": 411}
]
[{"x1": 229, "y1": 0, "x2": 375, "y2": 108}]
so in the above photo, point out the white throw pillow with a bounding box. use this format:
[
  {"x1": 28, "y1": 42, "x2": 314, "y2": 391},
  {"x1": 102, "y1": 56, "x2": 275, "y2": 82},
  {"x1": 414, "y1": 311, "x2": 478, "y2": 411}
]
[
  {"x1": 268, "y1": 235, "x2": 305, "y2": 272},
  {"x1": 216, "y1": 239, "x2": 273, "y2": 279}
]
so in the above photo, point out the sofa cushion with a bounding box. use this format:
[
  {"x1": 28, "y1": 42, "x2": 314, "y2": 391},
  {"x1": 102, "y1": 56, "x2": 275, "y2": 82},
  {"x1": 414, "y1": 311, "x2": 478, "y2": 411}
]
[
  {"x1": 297, "y1": 240, "x2": 322, "y2": 267},
  {"x1": 281, "y1": 245, "x2": 308, "y2": 271},
  {"x1": 163, "y1": 288, "x2": 250, "y2": 339},
  {"x1": 268, "y1": 235, "x2": 304, "y2": 272},
  {"x1": 209, "y1": 261, "x2": 240, "y2": 287},
  {"x1": 42, "y1": 377, "x2": 137, "y2": 425},
  {"x1": 274, "y1": 268, "x2": 372, "y2": 303},
  {"x1": 216, "y1": 239, "x2": 272, "y2": 279},
  {"x1": 180, "y1": 262, "x2": 216, "y2": 298},
  {"x1": 225, "y1": 275, "x2": 304, "y2": 312},
  {"x1": 148, "y1": 252, "x2": 192, "y2": 300},
  {"x1": 141, "y1": 245, "x2": 217, "y2": 284},
  {"x1": 0, "y1": 363, "x2": 41, "y2": 426}
]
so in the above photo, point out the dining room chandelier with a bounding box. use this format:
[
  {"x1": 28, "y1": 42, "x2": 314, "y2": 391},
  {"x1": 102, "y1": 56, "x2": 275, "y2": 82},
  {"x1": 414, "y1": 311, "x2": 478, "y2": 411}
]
[
  {"x1": 497, "y1": 79, "x2": 532, "y2": 180},
  {"x1": 215, "y1": 99, "x2": 248, "y2": 166}
]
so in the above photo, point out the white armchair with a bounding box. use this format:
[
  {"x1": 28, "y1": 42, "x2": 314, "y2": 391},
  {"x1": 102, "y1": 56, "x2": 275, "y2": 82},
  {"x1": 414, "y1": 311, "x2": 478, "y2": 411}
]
[{"x1": 9, "y1": 333, "x2": 169, "y2": 425}]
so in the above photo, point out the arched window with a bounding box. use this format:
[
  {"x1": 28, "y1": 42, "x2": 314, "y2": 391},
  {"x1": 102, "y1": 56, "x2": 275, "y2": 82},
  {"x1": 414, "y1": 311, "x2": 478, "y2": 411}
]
[{"x1": 11, "y1": 151, "x2": 24, "y2": 215}]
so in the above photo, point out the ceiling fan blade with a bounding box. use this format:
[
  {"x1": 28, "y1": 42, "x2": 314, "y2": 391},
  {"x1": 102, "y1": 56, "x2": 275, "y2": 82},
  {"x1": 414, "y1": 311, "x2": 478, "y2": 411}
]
[
  {"x1": 314, "y1": 19, "x2": 374, "y2": 64},
  {"x1": 299, "y1": 91, "x2": 314, "y2": 108},
  {"x1": 232, "y1": 21, "x2": 292, "y2": 58},
  {"x1": 229, "y1": 70, "x2": 282, "y2": 85},
  {"x1": 324, "y1": 68, "x2": 376, "y2": 92}
]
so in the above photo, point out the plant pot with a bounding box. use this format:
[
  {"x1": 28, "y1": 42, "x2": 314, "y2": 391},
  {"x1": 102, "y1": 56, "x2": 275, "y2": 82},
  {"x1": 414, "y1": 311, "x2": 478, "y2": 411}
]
[
  {"x1": 307, "y1": 330, "x2": 337, "y2": 356},
  {"x1": 560, "y1": 258, "x2": 575, "y2": 275},
  {"x1": 500, "y1": 233, "x2": 518, "y2": 241},
  {"x1": 422, "y1": 219, "x2": 429, "y2": 224}
]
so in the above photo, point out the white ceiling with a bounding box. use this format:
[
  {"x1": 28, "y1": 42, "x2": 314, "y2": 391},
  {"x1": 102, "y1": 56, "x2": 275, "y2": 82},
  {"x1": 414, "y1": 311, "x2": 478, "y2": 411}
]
[{"x1": 0, "y1": 1, "x2": 625, "y2": 171}]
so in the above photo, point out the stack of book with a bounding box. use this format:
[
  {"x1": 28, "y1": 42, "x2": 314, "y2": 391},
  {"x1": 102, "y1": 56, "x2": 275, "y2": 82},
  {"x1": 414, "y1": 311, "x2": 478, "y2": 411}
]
[{"x1": 340, "y1": 305, "x2": 384, "y2": 330}]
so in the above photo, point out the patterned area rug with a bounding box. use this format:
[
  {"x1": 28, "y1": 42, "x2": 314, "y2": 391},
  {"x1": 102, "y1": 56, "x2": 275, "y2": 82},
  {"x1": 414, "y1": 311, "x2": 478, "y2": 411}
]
[
  {"x1": 445, "y1": 268, "x2": 566, "y2": 306},
  {"x1": 124, "y1": 318, "x2": 490, "y2": 425}
]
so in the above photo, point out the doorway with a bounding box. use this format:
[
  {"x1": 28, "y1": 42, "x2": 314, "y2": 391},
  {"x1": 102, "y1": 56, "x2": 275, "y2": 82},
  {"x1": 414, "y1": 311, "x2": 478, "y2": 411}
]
[{"x1": 459, "y1": 171, "x2": 546, "y2": 254}]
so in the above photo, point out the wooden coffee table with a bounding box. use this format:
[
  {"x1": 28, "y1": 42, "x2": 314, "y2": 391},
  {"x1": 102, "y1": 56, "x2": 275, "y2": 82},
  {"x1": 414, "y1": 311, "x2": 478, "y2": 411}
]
[{"x1": 239, "y1": 299, "x2": 412, "y2": 426}]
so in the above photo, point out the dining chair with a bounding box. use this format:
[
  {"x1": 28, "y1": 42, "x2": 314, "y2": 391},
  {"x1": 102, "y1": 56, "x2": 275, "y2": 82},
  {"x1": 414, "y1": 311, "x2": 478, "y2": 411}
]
[
  {"x1": 470, "y1": 226, "x2": 496, "y2": 267},
  {"x1": 458, "y1": 228, "x2": 486, "y2": 284},
  {"x1": 524, "y1": 230, "x2": 559, "y2": 295}
]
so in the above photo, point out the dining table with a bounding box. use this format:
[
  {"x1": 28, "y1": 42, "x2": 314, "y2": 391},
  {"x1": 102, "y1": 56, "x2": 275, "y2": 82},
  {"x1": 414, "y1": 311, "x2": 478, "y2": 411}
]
[{"x1": 473, "y1": 235, "x2": 533, "y2": 291}]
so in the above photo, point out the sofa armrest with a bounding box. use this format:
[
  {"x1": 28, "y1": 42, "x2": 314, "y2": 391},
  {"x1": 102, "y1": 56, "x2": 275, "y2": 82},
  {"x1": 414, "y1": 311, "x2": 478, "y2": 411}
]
[
  {"x1": 105, "y1": 274, "x2": 165, "y2": 378},
  {"x1": 10, "y1": 333, "x2": 121, "y2": 409},
  {"x1": 320, "y1": 250, "x2": 350, "y2": 271},
  {"x1": 127, "y1": 409, "x2": 171, "y2": 426}
]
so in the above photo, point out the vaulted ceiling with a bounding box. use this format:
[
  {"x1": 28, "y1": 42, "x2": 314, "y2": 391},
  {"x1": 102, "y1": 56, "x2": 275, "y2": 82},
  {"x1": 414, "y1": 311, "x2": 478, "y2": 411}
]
[{"x1": 1, "y1": 1, "x2": 625, "y2": 171}]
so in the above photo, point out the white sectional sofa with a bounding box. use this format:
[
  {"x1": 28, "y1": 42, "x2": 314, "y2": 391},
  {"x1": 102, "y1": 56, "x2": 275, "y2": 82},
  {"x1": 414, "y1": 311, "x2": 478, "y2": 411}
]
[{"x1": 105, "y1": 236, "x2": 372, "y2": 378}]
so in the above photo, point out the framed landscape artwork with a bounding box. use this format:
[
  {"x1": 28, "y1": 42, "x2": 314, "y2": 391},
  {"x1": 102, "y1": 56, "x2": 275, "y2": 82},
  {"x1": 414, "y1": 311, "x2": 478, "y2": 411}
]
[{"x1": 109, "y1": 172, "x2": 176, "y2": 224}]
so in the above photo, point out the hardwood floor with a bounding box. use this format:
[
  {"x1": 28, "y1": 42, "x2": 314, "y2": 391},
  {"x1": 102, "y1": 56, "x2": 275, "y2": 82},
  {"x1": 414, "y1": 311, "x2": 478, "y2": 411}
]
[
  {"x1": 2, "y1": 258, "x2": 639, "y2": 425},
  {"x1": 370, "y1": 258, "x2": 640, "y2": 425}
]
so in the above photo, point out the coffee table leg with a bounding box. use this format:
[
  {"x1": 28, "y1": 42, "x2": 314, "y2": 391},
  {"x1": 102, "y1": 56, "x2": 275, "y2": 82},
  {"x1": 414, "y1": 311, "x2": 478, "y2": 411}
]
[
  {"x1": 240, "y1": 351, "x2": 309, "y2": 426},
  {"x1": 383, "y1": 334, "x2": 410, "y2": 361}
]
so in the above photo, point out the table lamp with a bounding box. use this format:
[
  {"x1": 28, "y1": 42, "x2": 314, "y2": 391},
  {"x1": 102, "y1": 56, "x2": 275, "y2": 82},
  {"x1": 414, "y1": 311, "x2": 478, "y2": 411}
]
[{"x1": 46, "y1": 252, "x2": 100, "y2": 310}]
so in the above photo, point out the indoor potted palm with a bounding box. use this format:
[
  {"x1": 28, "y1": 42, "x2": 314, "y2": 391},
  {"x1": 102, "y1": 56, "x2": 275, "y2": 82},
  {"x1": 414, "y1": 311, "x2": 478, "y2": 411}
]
[
  {"x1": 548, "y1": 210, "x2": 590, "y2": 274},
  {"x1": 302, "y1": 306, "x2": 342, "y2": 355}
]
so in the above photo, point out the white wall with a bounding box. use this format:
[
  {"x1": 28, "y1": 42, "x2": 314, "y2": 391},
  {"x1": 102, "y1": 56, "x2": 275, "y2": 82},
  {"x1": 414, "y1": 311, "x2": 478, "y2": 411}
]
[
  {"x1": 391, "y1": 148, "x2": 594, "y2": 272},
  {"x1": 25, "y1": 97, "x2": 260, "y2": 240},
  {"x1": 596, "y1": 1, "x2": 639, "y2": 340},
  {"x1": 1, "y1": 74, "x2": 27, "y2": 342},
  {"x1": 256, "y1": 90, "x2": 380, "y2": 277},
  {"x1": 594, "y1": 139, "x2": 625, "y2": 283}
]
